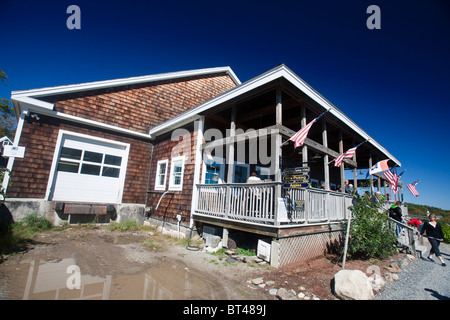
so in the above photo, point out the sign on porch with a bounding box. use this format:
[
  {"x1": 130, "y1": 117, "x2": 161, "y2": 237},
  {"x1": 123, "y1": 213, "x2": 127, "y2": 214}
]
[{"x1": 282, "y1": 166, "x2": 310, "y2": 189}]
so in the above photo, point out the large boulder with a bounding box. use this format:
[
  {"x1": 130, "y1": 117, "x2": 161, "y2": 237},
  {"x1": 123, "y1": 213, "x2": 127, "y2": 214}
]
[{"x1": 333, "y1": 270, "x2": 374, "y2": 300}]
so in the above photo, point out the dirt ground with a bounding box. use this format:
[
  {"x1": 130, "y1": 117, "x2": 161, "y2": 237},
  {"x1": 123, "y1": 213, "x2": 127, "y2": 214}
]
[{"x1": 0, "y1": 227, "x2": 402, "y2": 300}]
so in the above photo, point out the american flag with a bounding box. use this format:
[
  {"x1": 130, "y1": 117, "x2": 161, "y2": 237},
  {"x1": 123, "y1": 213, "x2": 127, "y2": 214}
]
[
  {"x1": 384, "y1": 168, "x2": 399, "y2": 194},
  {"x1": 334, "y1": 146, "x2": 357, "y2": 167},
  {"x1": 407, "y1": 180, "x2": 420, "y2": 197},
  {"x1": 289, "y1": 119, "x2": 316, "y2": 148}
]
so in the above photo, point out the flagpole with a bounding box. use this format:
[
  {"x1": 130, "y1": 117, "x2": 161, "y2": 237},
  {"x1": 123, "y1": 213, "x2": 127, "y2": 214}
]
[
  {"x1": 281, "y1": 108, "x2": 332, "y2": 148},
  {"x1": 327, "y1": 139, "x2": 370, "y2": 165}
]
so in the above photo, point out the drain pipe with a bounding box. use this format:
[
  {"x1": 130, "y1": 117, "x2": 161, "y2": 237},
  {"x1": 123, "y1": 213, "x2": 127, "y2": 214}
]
[
  {"x1": 155, "y1": 191, "x2": 170, "y2": 211},
  {"x1": 176, "y1": 214, "x2": 182, "y2": 239}
]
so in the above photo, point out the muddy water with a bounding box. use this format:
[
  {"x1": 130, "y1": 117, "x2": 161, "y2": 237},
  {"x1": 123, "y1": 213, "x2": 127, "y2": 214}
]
[{"x1": 1, "y1": 257, "x2": 226, "y2": 300}]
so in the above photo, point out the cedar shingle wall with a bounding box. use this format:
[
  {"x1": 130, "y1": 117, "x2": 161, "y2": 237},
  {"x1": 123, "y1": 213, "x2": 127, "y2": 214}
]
[
  {"x1": 146, "y1": 125, "x2": 198, "y2": 224},
  {"x1": 9, "y1": 72, "x2": 236, "y2": 205},
  {"x1": 44, "y1": 73, "x2": 236, "y2": 134},
  {"x1": 7, "y1": 114, "x2": 152, "y2": 204}
]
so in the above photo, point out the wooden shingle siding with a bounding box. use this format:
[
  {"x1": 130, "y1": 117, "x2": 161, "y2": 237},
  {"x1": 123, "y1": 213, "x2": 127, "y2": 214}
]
[
  {"x1": 8, "y1": 114, "x2": 152, "y2": 204},
  {"x1": 43, "y1": 73, "x2": 236, "y2": 134},
  {"x1": 146, "y1": 125, "x2": 198, "y2": 224},
  {"x1": 8, "y1": 72, "x2": 236, "y2": 206}
]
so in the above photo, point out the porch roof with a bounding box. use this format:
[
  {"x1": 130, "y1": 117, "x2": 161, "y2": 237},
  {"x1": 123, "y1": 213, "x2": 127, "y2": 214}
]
[{"x1": 149, "y1": 64, "x2": 401, "y2": 167}]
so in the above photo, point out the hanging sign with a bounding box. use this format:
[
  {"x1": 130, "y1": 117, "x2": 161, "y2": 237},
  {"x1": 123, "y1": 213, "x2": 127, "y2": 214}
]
[
  {"x1": 283, "y1": 182, "x2": 310, "y2": 189},
  {"x1": 283, "y1": 167, "x2": 310, "y2": 175},
  {"x1": 293, "y1": 200, "x2": 305, "y2": 211},
  {"x1": 2, "y1": 145, "x2": 25, "y2": 158},
  {"x1": 283, "y1": 174, "x2": 310, "y2": 182}
]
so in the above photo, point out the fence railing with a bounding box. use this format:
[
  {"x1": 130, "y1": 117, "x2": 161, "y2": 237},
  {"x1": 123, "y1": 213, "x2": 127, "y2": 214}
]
[
  {"x1": 387, "y1": 217, "x2": 417, "y2": 255},
  {"x1": 195, "y1": 183, "x2": 352, "y2": 226}
]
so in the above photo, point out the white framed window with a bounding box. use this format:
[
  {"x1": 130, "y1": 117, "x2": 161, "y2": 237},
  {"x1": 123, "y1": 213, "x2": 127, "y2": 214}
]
[
  {"x1": 169, "y1": 155, "x2": 185, "y2": 191},
  {"x1": 155, "y1": 159, "x2": 169, "y2": 190}
]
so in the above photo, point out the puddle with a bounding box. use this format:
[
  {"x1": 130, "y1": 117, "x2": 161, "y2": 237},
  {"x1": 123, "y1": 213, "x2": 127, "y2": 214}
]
[{"x1": 3, "y1": 258, "x2": 227, "y2": 300}]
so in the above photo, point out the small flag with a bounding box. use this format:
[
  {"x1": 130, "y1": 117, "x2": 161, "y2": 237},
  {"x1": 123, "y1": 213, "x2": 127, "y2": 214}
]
[
  {"x1": 334, "y1": 146, "x2": 357, "y2": 167},
  {"x1": 384, "y1": 167, "x2": 399, "y2": 194},
  {"x1": 369, "y1": 159, "x2": 390, "y2": 175},
  {"x1": 407, "y1": 180, "x2": 420, "y2": 197},
  {"x1": 289, "y1": 119, "x2": 316, "y2": 149}
]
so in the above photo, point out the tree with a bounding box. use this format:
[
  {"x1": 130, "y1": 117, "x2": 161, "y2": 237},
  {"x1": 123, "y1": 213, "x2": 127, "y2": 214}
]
[
  {"x1": 347, "y1": 195, "x2": 398, "y2": 259},
  {"x1": 0, "y1": 69, "x2": 16, "y2": 138}
]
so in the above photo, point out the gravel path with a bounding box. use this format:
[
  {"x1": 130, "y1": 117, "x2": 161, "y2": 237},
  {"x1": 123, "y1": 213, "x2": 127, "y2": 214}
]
[{"x1": 375, "y1": 241, "x2": 450, "y2": 300}]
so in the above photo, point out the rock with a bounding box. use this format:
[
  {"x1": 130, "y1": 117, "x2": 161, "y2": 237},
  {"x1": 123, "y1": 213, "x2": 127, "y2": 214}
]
[
  {"x1": 251, "y1": 277, "x2": 264, "y2": 285},
  {"x1": 368, "y1": 273, "x2": 386, "y2": 291},
  {"x1": 266, "y1": 280, "x2": 275, "y2": 286},
  {"x1": 276, "y1": 288, "x2": 298, "y2": 300},
  {"x1": 334, "y1": 270, "x2": 374, "y2": 300},
  {"x1": 298, "y1": 292, "x2": 305, "y2": 299},
  {"x1": 298, "y1": 285, "x2": 306, "y2": 291},
  {"x1": 268, "y1": 288, "x2": 278, "y2": 295}
]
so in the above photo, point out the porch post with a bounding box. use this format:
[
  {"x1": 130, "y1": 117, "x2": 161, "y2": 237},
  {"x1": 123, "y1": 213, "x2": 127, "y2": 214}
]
[
  {"x1": 190, "y1": 116, "x2": 205, "y2": 228},
  {"x1": 352, "y1": 139, "x2": 357, "y2": 190},
  {"x1": 301, "y1": 105, "x2": 308, "y2": 165},
  {"x1": 368, "y1": 152, "x2": 373, "y2": 195},
  {"x1": 338, "y1": 129, "x2": 345, "y2": 192},
  {"x1": 226, "y1": 105, "x2": 236, "y2": 183},
  {"x1": 274, "y1": 88, "x2": 282, "y2": 226},
  {"x1": 322, "y1": 119, "x2": 329, "y2": 190}
]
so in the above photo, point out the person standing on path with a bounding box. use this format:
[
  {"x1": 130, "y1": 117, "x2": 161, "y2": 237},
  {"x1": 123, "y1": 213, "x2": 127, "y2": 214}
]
[{"x1": 420, "y1": 214, "x2": 447, "y2": 267}]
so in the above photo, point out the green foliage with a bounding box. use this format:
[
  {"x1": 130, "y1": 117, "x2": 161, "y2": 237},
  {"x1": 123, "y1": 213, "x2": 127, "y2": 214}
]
[
  {"x1": 106, "y1": 220, "x2": 140, "y2": 232},
  {"x1": 0, "y1": 68, "x2": 16, "y2": 138},
  {"x1": 20, "y1": 212, "x2": 53, "y2": 233},
  {"x1": 442, "y1": 224, "x2": 450, "y2": 244},
  {"x1": 347, "y1": 195, "x2": 398, "y2": 259},
  {"x1": 1, "y1": 213, "x2": 53, "y2": 256}
]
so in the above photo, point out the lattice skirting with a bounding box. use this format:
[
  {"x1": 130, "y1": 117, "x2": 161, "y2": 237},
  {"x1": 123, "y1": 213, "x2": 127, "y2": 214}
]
[{"x1": 277, "y1": 230, "x2": 343, "y2": 267}]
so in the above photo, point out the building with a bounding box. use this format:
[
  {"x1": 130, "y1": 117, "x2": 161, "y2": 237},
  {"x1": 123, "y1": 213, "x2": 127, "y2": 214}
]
[{"x1": 3, "y1": 64, "x2": 401, "y2": 267}]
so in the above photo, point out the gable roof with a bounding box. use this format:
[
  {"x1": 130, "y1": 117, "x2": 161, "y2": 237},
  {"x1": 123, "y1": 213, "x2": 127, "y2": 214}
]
[
  {"x1": 149, "y1": 64, "x2": 401, "y2": 166},
  {"x1": 10, "y1": 67, "x2": 240, "y2": 140}
]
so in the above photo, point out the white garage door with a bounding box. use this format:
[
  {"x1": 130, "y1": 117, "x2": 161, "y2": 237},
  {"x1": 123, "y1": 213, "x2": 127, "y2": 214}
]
[{"x1": 49, "y1": 133, "x2": 129, "y2": 203}]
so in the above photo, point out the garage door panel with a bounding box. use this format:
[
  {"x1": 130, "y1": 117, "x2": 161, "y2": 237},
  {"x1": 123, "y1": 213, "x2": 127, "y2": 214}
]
[{"x1": 50, "y1": 133, "x2": 129, "y2": 204}]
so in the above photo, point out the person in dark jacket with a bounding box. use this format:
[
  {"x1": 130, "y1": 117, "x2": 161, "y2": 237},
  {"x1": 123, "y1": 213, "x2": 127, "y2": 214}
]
[{"x1": 420, "y1": 214, "x2": 446, "y2": 266}]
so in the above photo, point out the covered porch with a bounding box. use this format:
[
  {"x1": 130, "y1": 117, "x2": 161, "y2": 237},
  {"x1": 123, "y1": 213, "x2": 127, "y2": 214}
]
[{"x1": 152, "y1": 65, "x2": 402, "y2": 266}]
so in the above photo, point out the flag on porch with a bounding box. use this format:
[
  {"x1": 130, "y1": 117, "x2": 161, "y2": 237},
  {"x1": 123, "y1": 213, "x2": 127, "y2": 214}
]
[
  {"x1": 333, "y1": 146, "x2": 357, "y2": 167},
  {"x1": 289, "y1": 118, "x2": 316, "y2": 148},
  {"x1": 384, "y1": 167, "x2": 399, "y2": 194},
  {"x1": 369, "y1": 159, "x2": 390, "y2": 175},
  {"x1": 407, "y1": 180, "x2": 420, "y2": 197}
]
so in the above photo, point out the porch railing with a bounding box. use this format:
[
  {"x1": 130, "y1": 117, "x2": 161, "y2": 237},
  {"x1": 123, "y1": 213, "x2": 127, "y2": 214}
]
[{"x1": 195, "y1": 182, "x2": 352, "y2": 226}]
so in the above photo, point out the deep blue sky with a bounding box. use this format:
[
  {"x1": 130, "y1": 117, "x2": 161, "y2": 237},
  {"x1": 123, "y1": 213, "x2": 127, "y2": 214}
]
[{"x1": 1, "y1": 1, "x2": 449, "y2": 209}]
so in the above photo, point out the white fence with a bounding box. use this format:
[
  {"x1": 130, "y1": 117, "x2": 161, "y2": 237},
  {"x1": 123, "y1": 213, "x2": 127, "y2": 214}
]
[{"x1": 195, "y1": 183, "x2": 352, "y2": 225}]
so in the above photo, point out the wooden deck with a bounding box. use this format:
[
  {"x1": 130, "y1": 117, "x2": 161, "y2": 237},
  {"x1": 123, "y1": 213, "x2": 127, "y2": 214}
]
[{"x1": 193, "y1": 182, "x2": 352, "y2": 237}]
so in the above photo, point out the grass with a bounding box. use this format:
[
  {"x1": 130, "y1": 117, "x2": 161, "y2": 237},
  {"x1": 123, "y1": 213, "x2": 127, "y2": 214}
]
[{"x1": 0, "y1": 213, "x2": 55, "y2": 257}]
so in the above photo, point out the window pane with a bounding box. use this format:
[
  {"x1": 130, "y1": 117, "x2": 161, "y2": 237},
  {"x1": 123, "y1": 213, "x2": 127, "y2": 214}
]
[
  {"x1": 205, "y1": 162, "x2": 221, "y2": 184},
  {"x1": 102, "y1": 166, "x2": 120, "y2": 178},
  {"x1": 83, "y1": 151, "x2": 103, "y2": 163},
  {"x1": 80, "y1": 164, "x2": 101, "y2": 175},
  {"x1": 104, "y1": 154, "x2": 122, "y2": 166},
  {"x1": 60, "y1": 147, "x2": 82, "y2": 160},
  {"x1": 57, "y1": 161, "x2": 79, "y2": 173}
]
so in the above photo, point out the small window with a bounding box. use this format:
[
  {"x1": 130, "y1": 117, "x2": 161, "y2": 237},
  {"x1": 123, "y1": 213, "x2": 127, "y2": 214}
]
[
  {"x1": 155, "y1": 159, "x2": 168, "y2": 190},
  {"x1": 102, "y1": 166, "x2": 121, "y2": 178},
  {"x1": 169, "y1": 156, "x2": 185, "y2": 191},
  {"x1": 80, "y1": 163, "x2": 101, "y2": 176},
  {"x1": 104, "y1": 154, "x2": 122, "y2": 166},
  {"x1": 57, "y1": 161, "x2": 80, "y2": 173},
  {"x1": 83, "y1": 151, "x2": 103, "y2": 163},
  {"x1": 60, "y1": 147, "x2": 82, "y2": 160}
]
